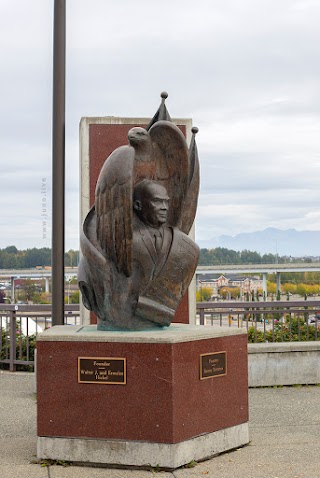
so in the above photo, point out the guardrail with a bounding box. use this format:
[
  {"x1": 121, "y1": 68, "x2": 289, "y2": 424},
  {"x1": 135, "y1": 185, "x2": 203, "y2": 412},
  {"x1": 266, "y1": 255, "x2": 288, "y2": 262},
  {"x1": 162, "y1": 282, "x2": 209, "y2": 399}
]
[
  {"x1": 196, "y1": 300, "x2": 320, "y2": 343},
  {"x1": 0, "y1": 304, "x2": 80, "y2": 371},
  {"x1": 2, "y1": 301, "x2": 320, "y2": 371}
]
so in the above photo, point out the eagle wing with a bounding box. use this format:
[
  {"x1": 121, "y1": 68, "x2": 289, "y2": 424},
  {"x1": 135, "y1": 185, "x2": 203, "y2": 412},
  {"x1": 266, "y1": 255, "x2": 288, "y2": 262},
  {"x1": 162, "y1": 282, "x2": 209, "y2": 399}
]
[
  {"x1": 95, "y1": 145, "x2": 134, "y2": 277},
  {"x1": 178, "y1": 127, "x2": 200, "y2": 234},
  {"x1": 149, "y1": 121, "x2": 189, "y2": 227}
]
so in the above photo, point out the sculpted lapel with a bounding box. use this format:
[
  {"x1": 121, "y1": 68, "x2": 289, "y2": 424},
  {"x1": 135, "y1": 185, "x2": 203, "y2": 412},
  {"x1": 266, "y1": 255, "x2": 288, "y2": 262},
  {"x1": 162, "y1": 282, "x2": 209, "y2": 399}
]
[
  {"x1": 154, "y1": 227, "x2": 172, "y2": 277},
  {"x1": 137, "y1": 220, "x2": 158, "y2": 265}
]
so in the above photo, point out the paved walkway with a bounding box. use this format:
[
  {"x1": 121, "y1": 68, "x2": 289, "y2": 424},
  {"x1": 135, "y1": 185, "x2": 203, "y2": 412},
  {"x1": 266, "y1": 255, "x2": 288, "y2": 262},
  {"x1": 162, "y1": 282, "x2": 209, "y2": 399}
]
[{"x1": 0, "y1": 371, "x2": 320, "y2": 478}]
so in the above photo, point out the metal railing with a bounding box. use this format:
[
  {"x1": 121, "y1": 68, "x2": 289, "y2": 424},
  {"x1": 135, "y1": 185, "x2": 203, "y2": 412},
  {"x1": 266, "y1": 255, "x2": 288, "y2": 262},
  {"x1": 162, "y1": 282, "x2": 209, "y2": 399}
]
[
  {"x1": 196, "y1": 300, "x2": 320, "y2": 343},
  {"x1": 2, "y1": 300, "x2": 320, "y2": 371},
  {"x1": 0, "y1": 304, "x2": 80, "y2": 371}
]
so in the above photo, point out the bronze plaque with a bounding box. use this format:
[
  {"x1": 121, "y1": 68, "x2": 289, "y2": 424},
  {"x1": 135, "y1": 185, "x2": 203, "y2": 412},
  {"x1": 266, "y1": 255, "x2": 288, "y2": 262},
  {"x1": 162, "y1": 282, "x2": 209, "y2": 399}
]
[
  {"x1": 78, "y1": 357, "x2": 126, "y2": 385},
  {"x1": 200, "y1": 351, "x2": 227, "y2": 380}
]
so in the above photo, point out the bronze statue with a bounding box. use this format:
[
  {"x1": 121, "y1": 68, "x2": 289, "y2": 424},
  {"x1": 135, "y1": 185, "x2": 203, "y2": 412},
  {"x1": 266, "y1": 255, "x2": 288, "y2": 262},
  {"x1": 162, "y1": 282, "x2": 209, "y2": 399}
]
[{"x1": 78, "y1": 93, "x2": 200, "y2": 330}]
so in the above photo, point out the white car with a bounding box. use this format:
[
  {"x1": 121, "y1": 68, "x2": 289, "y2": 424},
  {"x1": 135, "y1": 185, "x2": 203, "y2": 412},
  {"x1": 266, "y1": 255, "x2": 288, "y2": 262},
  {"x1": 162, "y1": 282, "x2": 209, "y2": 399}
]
[{"x1": 308, "y1": 314, "x2": 320, "y2": 325}]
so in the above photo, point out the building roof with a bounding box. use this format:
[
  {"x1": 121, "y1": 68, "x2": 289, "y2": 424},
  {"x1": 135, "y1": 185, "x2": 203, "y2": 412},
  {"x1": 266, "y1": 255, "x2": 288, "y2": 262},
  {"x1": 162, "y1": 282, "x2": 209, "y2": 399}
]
[{"x1": 199, "y1": 273, "x2": 262, "y2": 283}]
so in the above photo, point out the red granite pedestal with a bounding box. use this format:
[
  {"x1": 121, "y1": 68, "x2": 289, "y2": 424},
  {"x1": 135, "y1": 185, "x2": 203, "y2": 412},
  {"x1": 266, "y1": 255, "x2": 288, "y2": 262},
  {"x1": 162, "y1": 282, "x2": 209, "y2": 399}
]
[{"x1": 37, "y1": 324, "x2": 249, "y2": 469}]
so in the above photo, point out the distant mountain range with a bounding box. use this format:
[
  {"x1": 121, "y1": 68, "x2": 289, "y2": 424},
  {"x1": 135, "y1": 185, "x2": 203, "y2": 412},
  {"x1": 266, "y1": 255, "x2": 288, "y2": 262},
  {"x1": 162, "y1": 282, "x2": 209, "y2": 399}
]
[{"x1": 196, "y1": 228, "x2": 320, "y2": 258}]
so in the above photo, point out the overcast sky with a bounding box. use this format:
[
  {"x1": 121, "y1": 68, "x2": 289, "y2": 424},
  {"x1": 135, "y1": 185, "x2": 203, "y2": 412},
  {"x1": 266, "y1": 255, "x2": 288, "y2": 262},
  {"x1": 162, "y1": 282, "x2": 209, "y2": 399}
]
[{"x1": 1, "y1": 0, "x2": 319, "y2": 251}]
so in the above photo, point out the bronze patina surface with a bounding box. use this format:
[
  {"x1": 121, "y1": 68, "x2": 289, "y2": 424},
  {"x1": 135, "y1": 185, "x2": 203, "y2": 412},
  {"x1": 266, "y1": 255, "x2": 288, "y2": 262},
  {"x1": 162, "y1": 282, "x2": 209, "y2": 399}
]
[{"x1": 78, "y1": 93, "x2": 200, "y2": 330}]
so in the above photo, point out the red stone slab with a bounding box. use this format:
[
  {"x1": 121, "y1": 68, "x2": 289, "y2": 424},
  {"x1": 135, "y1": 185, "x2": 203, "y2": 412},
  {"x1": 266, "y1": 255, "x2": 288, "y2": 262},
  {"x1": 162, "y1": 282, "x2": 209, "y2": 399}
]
[{"x1": 37, "y1": 333, "x2": 248, "y2": 443}]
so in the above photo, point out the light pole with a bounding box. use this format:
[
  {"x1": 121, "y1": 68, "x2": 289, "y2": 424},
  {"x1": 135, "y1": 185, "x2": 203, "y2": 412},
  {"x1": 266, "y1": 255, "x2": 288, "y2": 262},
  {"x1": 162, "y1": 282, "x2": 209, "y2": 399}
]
[{"x1": 52, "y1": 0, "x2": 66, "y2": 326}]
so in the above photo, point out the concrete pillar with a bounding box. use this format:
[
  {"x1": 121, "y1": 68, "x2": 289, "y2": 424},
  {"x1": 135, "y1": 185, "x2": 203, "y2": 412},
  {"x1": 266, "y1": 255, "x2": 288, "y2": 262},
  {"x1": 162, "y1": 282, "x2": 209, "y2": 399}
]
[
  {"x1": 262, "y1": 273, "x2": 267, "y2": 299},
  {"x1": 195, "y1": 274, "x2": 200, "y2": 288},
  {"x1": 45, "y1": 277, "x2": 50, "y2": 293},
  {"x1": 276, "y1": 272, "x2": 281, "y2": 297},
  {"x1": 10, "y1": 276, "x2": 15, "y2": 303}
]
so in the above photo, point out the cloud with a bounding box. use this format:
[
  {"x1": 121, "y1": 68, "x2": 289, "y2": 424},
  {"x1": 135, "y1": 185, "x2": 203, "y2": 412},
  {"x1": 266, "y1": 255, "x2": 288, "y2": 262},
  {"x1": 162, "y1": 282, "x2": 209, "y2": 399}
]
[{"x1": 0, "y1": 0, "x2": 320, "y2": 252}]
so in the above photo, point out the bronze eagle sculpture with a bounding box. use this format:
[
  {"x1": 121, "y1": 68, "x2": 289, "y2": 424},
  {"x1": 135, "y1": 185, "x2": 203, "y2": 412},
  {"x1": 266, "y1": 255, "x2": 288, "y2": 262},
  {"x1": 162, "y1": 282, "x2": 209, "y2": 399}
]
[{"x1": 78, "y1": 93, "x2": 200, "y2": 330}]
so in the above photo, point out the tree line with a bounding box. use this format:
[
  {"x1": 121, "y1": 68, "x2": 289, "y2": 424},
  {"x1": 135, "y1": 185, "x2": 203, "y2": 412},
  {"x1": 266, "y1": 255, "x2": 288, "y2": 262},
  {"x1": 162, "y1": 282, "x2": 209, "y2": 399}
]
[
  {"x1": 0, "y1": 246, "x2": 79, "y2": 269},
  {"x1": 199, "y1": 247, "x2": 320, "y2": 284},
  {"x1": 0, "y1": 245, "x2": 318, "y2": 275},
  {"x1": 199, "y1": 247, "x2": 316, "y2": 266}
]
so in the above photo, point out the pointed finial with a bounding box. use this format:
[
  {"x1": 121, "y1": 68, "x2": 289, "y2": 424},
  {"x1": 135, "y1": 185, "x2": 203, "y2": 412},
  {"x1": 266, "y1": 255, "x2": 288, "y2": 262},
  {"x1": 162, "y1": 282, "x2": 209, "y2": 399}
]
[
  {"x1": 191, "y1": 126, "x2": 199, "y2": 135},
  {"x1": 146, "y1": 92, "x2": 172, "y2": 131}
]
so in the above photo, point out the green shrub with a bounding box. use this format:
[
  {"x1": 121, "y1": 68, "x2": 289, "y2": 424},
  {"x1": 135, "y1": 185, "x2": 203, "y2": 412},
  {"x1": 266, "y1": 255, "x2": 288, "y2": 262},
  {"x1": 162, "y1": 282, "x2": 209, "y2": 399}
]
[
  {"x1": 1, "y1": 328, "x2": 8, "y2": 363},
  {"x1": 247, "y1": 326, "x2": 265, "y2": 343},
  {"x1": 248, "y1": 316, "x2": 320, "y2": 343}
]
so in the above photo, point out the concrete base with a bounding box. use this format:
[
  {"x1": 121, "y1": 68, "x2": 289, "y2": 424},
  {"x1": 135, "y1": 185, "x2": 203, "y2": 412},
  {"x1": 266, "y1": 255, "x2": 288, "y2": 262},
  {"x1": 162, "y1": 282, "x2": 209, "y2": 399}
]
[{"x1": 37, "y1": 422, "x2": 249, "y2": 470}]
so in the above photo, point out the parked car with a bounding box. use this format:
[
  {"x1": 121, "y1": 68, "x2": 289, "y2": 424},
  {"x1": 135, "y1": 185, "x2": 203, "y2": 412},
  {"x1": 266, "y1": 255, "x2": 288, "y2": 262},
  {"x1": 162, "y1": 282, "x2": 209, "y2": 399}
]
[{"x1": 308, "y1": 314, "x2": 320, "y2": 325}]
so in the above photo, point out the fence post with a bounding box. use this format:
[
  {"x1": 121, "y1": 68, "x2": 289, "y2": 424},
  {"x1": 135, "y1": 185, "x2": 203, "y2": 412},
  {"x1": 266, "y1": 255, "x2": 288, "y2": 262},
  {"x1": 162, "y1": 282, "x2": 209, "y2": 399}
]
[
  {"x1": 199, "y1": 308, "x2": 205, "y2": 325},
  {"x1": 9, "y1": 310, "x2": 17, "y2": 372}
]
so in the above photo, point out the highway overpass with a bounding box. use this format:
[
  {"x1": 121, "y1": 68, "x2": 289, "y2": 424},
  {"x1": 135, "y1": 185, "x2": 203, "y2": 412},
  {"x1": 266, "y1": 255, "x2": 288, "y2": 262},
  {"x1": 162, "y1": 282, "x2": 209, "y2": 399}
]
[
  {"x1": 1, "y1": 263, "x2": 320, "y2": 300},
  {"x1": 2, "y1": 263, "x2": 320, "y2": 280},
  {"x1": 0, "y1": 268, "x2": 77, "y2": 301},
  {"x1": 196, "y1": 263, "x2": 320, "y2": 275},
  {"x1": 0, "y1": 267, "x2": 77, "y2": 279}
]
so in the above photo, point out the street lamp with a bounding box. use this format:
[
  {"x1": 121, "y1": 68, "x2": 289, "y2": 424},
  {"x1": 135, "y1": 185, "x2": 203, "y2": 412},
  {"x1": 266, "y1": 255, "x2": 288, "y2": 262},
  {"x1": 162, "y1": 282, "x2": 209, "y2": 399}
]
[{"x1": 52, "y1": 0, "x2": 66, "y2": 326}]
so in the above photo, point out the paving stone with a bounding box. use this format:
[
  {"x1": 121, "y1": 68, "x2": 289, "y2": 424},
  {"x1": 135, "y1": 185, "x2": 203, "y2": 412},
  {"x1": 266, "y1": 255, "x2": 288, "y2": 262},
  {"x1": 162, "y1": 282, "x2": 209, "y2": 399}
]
[
  {"x1": 49, "y1": 465, "x2": 173, "y2": 477},
  {"x1": 0, "y1": 464, "x2": 48, "y2": 478},
  {"x1": 0, "y1": 437, "x2": 37, "y2": 465}
]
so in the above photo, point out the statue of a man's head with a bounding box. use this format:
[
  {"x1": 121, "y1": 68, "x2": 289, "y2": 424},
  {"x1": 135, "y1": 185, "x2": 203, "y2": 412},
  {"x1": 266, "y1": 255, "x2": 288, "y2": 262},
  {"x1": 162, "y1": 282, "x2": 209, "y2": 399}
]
[{"x1": 133, "y1": 180, "x2": 170, "y2": 228}]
